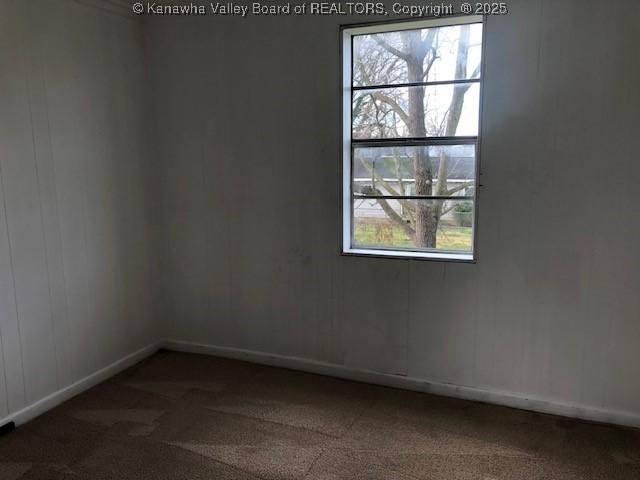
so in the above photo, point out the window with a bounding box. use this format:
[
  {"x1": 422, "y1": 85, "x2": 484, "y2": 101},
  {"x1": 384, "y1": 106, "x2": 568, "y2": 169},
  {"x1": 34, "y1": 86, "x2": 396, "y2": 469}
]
[{"x1": 342, "y1": 16, "x2": 484, "y2": 261}]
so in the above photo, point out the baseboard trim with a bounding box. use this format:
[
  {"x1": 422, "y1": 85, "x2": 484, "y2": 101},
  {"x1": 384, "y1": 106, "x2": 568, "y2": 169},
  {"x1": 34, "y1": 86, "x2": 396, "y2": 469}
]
[
  {"x1": 0, "y1": 342, "x2": 163, "y2": 428},
  {"x1": 165, "y1": 340, "x2": 640, "y2": 429},
  {"x1": 2, "y1": 339, "x2": 638, "y2": 430}
]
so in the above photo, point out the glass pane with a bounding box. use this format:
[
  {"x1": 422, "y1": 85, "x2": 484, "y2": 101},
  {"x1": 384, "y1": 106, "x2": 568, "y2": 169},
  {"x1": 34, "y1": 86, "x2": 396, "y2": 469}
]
[
  {"x1": 353, "y1": 198, "x2": 473, "y2": 252},
  {"x1": 353, "y1": 23, "x2": 483, "y2": 87},
  {"x1": 352, "y1": 83, "x2": 479, "y2": 139},
  {"x1": 353, "y1": 145, "x2": 475, "y2": 197}
]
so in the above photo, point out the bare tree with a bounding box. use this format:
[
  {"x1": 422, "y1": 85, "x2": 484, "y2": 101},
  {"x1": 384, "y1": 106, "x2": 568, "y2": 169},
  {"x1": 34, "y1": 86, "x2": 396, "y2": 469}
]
[{"x1": 354, "y1": 25, "x2": 478, "y2": 248}]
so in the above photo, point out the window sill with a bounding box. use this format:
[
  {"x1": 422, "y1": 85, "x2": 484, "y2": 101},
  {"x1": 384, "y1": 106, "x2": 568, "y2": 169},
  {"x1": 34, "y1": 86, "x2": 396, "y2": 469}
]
[{"x1": 342, "y1": 248, "x2": 475, "y2": 263}]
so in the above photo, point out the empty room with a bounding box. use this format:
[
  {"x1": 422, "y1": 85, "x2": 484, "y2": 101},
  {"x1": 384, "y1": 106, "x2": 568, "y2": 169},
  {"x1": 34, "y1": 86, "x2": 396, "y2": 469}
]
[{"x1": 1, "y1": 0, "x2": 639, "y2": 478}]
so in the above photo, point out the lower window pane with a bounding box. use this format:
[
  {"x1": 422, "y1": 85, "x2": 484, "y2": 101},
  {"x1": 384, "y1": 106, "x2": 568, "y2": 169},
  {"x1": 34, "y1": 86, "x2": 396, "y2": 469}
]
[
  {"x1": 353, "y1": 144, "x2": 475, "y2": 197},
  {"x1": 353, "y1": 198, "x2": 474, "y2": 253}
]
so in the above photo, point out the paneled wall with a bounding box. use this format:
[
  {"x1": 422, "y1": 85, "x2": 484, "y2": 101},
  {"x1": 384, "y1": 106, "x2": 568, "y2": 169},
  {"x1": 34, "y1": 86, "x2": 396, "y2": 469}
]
[
  {"x1": 2, "y1": 0, "x2": 638, "y2": 427},
  {"x1": 0, "y1": 0, "x2": 158, "y2": 419},
  {"x1": 149, "y1": 0, "x2": 640, "y2": 423}
]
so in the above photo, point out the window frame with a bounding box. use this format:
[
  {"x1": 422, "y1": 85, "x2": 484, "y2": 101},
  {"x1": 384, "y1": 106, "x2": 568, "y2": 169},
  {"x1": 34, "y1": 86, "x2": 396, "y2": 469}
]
[{"x1": 341, "y1": 15, "x2": 485, "y2": 262}]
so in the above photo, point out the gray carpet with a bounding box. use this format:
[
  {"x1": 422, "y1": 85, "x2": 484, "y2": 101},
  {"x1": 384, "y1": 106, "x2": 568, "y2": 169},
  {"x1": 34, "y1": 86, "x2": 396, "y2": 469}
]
[{"x1": 0, "y1": 351, "x2": 638, "y2": 479}]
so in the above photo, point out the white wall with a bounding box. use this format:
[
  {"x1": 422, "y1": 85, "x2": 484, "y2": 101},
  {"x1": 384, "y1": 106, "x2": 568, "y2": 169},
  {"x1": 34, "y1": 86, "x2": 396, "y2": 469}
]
[
  {"x1": 149, "y1": 0, "x2": 640, "y2": 425},
  {"x1": 1, "y1": 0, "x2": 638, "y2": 428},
  {"x1": 0, "y1": 0, "x2": 159, "y2": 421}
]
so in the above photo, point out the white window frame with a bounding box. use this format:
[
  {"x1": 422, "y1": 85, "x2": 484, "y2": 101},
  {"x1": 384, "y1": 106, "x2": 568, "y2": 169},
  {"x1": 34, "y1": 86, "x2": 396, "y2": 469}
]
[{"x1": 341, "y1": 15, "x2": 484, "y2": 262}]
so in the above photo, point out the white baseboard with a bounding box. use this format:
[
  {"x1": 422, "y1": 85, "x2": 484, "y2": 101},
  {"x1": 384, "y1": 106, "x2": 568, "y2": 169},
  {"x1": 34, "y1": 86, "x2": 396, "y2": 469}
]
[
  {"x1": 0, "y1": 342, "x2": 163, "y2": 428},
  {"x1": 3, "y1": 339, "x2": 638, "y2": 430},
  {"x1": 165, "y1": 340, "x2": 640, "y2": 429}
]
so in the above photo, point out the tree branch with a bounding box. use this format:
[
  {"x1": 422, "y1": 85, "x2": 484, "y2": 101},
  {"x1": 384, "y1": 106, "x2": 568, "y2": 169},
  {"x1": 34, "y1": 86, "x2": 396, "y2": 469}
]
[
  {"x1": 423, "y1": 52, "x2": 439, "y2": 80},
  {"x1": 421, "y1": 30, "x2": 439, "y2": 79},
  {"x1": 360, "y1": 161, "x2": 415, "y2": 214},
  {"x1": 374, "y1": 197, "x2": 415, "y2": 237},
  {"x1": 371, "y1": 92, "x2": 409, "y2": 126},
  {"x1": 446, "y1": 181, "x2": 475, "y2": 196},
  {"x1": 372, "y1": 34, "x2": 411, "y2": 61},
  {"x1": 441, "y1": 204, "x2": 456, "y2": 216}
]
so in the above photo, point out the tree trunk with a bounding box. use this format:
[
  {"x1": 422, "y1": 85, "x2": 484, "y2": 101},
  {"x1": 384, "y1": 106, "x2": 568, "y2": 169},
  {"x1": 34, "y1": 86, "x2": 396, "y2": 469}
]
[
  {"x1": 417, "y1": 25, "x2": 472, "y2": 248},
  {"x1": 369, "y1": 26, "x2": 473, "y2": 249},
  {"x1": 404, "y1": 31, "x2": 438, "y2": 248}
]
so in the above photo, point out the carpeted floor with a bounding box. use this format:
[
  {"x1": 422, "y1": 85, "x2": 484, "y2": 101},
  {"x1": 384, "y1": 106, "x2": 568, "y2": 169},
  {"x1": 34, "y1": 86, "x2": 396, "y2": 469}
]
[{"x1": 0, "y1": 351, "x2": 639, "y2": 479}]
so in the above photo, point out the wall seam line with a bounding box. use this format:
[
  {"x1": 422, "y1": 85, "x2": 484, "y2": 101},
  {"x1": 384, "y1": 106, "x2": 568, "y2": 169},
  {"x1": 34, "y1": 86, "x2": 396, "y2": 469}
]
[
  {"x1": 19, "y1": 7, "x2": 62, "y2": 392},
  {"x1": 0, "y1": 155, "x2": 27, "y2": 408}
]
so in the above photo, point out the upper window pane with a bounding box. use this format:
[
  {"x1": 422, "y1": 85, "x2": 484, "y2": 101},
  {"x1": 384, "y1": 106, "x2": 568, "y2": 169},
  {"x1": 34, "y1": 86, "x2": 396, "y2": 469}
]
[
  {"x1": 353, "y1": 23, "x2": 483, "y2": 87},
  {"x1": 352, "y1": 83, "x2": 480, "y2": 139}
]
